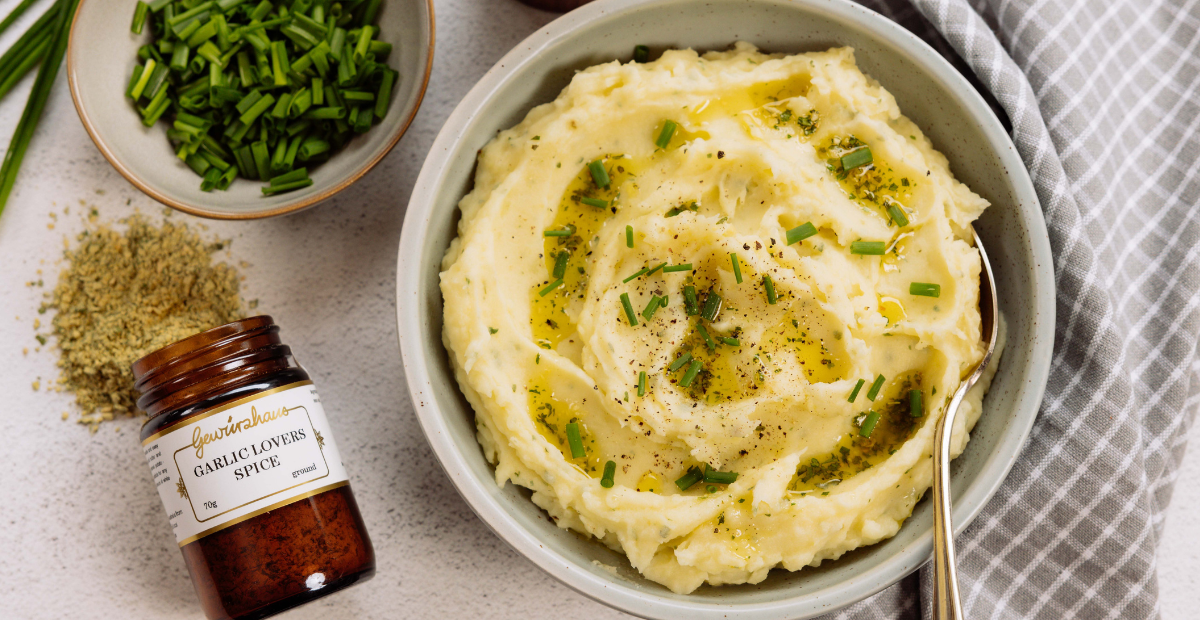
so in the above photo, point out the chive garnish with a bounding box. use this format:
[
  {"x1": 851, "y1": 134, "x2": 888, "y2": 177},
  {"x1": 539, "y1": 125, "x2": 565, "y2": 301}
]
[
  {"x1": 848, "y1": 378, "x2": 865, "y2": 403},
  {"x1": 730, "y1": 252, "x2": 743, "y2": 283},
  {"x1": 620, "y1": 292, "x2": 638, "y2": 326},
  {"x1": 638, "y1": 371, "x2": 646, "y2": 396},
  {"x1": 655, "y1": 120, "x2": 677, "y2": 149},
  {"x1": 886, "y1": 203, "x2": 909, "y2": 227},
  {"x1": 679, "y1": 359, "x2": 703, "y2": 387},
  {"x1": 565, "y1": 422, "x2": 586, "y2": 458},
  {"x1": 601, "y1": 460, "x2": 616, "y2": 488},
  {"x1": 703, "y1": 465, "x2": 738, "y2": 485},
  {"x1": 910, "y1": 282, "x2": 941, "y2": 297},
  {"x1": 668, "y1": 352, "x2": 693, "y2": 373},
  {"x1": 626, "y1": 225, "x2": 634, "y2": 248},
  {"x1": 675, "y1": 466, "x2": 703, "y2": 491},
  {"x1": 867, "y1": 374, "x2": 885, "y2": 401},
  {"x1": 859, "y1": 411, "x2": 880, "y2": 438},
  {"x1": 544, "y1": 226, "x2": 574, "y2": 237},
  {"x1": 642, "y1": 295, "x2": 662, "y2": 321},
  {"x1": 646, "y1": 262, "x2": 667, "y2": 277},
  {"x1": 841, "y1": 146, "x2": 873, "y2": 170},
  {"x1": 539, "y1": 279, "x2": 563, "y2": 296},
  {"x1": 683, "y1": 286, "x2": 699, "y2": 315},
  {"x1": 910, "y1": 389, "x2": 924, "y2": 417},
  {"x1": 763, "y1": 274, "x2": 778, "y2": 304},
  {"x1": 701, "y1": 291, "x2": 722, "y2": 322},
  {"x1": 588, "y1": 159, "x2": 610, "y2": 188},
  {"x1": 721, "y1": 337, "x2": 740, "y2": 347},
  {"x1": 697, "y1": 323, "x2": 716, "y2": 350},
  {"x1": 623, "y1": 266, "x2": 649, "y2": 283},
  {"x1": 633, "y1": 44, "x2": 649, "y2": 63},
  {"x1": 126, "y1": 0, "x2": 400, "y2": 195},
  {"x1": 786, "y1": 222, "x2": 817, "y2": 245},
  {"x1": 663, "y1": 263, "x2": 692, "y2": 273},
  {"x1": 850, "y1": 241, "x2": 886, "y2": 255},
  {"x1": 552, "y1": 251, "x2": 568, "y2": 279},
  {"x1": 580, "y1": 196, "x2": 608, "y2": 208}
]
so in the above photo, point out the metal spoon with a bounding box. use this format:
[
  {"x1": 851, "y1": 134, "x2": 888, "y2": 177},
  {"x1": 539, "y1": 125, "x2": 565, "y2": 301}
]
[{"x1": 931, "y1": 227, "x2": 999, "y2": 620}]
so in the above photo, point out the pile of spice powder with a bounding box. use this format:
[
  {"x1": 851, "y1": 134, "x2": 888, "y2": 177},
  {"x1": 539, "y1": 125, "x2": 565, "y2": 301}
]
[{"x1": 42, "y1": 214, "x2": 244, "y2": 431}]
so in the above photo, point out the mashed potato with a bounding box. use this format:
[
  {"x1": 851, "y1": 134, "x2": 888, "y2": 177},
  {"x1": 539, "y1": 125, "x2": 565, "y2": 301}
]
[{"x1": 440, "y1": 43, "x2": 1001, "y2": 593}]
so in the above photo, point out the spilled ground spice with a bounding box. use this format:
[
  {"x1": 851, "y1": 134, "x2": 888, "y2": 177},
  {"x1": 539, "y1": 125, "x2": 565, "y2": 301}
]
[{"x1": 42, "y1": 214, "x2": 244, "y2": 431}]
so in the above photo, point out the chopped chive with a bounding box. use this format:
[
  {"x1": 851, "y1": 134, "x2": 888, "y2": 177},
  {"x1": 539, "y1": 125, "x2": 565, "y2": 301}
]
[
  {"x1": 601, "y1": 461, "x2": 616, "y2": 488},
  {"x1": 848, "y1": 378, "x2": 865, "y2": 403},
  {"x1": 642, "y1": 295, "x2": 662, "y2": 320},
  {"x1": 638, "y1": 371, "x2": 646, "y2": 396},
  {"x1": 867, "y1": 374, "x2": 885, "y2": 401},
  {"x1": 850, "y1": 241, "x2": 886, "y2": 255},
  {"x1": 588, "y1": 159, "x2": 610, "y2": 188},
  {"x1": 580, "y1": 196, "x2": 608, "y2": 208},
  {"x1": 763, "y1": 274, "x2": 778, "y2": 304},
  {"x1": 675, "y1": 466, "x2": 703, "y2": 491},
  {"x1": 859, "y1": 411, "x2": 881, "y2": 438},
  {"x1": 679, "y1": 359, "x2": 703, "y2": 387},
  {"x1": 633, "y1": 44, "x2": 649, "y2": 63},
  {"x1": 544, "y1": 226, "x2": 575, "y2": 237},
  {"x1": 565, "y1": 422, "x2": 585, "y2": 459},
  {"x1": 622, "y1": 266, "x2": 649, "y2": 283},
  {"x1": 539, "y1": 279, "x2": 563, "y2": 296},
  {"x1": 620, "y1": 292, "x2": 638, "y2": 326},
  {"x1": 668, "y1": 352, "x2": 693, "y2": 372},
  {"x1": 703, "y1": 465, "x2": 738, "y2": 485},
  {"x1": 887, "y1": 202, "x2": 909, "y2": 227},
  {"x1": 261, "y1": 179, "x2": 314, "y2": 195},
  {"x1": 552, "y1": 251, "x2": 569, "y2": 279},
  {"x1": 701, "y1": 291, "x2": 722, "y2": 322},
  {"x1": 646, "y1": 262, "x2": 667, "y2": 277},
  {"x1": 697, "y1": 323, "x2": 716, "y2": 350},
  {"x1": 910, "y1": 282, "x2": 941, "y2": 298},
  {"x1": 131, "y1": 1, "x2": 150, "y2": 34},
  {"x1": 655, "y1": 120, "x2": 677, "y2": 149},
  {"x1": 841, "y1": 146, "x2": 873, "y2": 170},
  {"x1": 683, "y1": 286, "x2": 699, "y2": 316},
  {"x1": 729, "y1": 252, "x2": 744, "y2": 283},
  {"x1": 910, "y1": 389, "x2": 924, "y2": 417},
  {"x1": 663, "y1": 263, "x2": 692, "y2": 273},
  {"x1": 626, "y1": 225, "x2": 634, "y2": 248},
  {"x1": 721, "y1": 337, "x2": 740, "y2": 347},
  {"x1": 786, "y1": 222, "x2": 817, "y2": 245}
]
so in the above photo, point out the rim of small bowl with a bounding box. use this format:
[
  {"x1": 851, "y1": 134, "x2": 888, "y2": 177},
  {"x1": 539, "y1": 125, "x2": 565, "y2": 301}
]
[
  {"x1": 396, "y1": 0, "x2": 1054, "y2": 617},
  {"x1": 66, "y1": 0, "x2": 436, "y2": 220}
]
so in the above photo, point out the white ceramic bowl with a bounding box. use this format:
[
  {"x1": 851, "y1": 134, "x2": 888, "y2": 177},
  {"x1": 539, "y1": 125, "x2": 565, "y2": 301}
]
[
  {"x1": 397, "y1": 0, "x2": 1054, "y2": 617},
  {"x1": 67, "y1": 0, "x2": 434, "y2": 219}
]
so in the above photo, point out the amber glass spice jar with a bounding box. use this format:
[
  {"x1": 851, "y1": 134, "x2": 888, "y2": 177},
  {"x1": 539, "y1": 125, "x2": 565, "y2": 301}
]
[{"x1": 134, "y1": 316, "x2": 374, "y2": 620}]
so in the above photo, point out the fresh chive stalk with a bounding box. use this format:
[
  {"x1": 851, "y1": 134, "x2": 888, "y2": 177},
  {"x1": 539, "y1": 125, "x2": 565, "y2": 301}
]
[
  {"x1": 850, "y1": 241, "x2": 886, "y2": 255},
  {"x1": 696, "y1": 323, "x2": 715, "y2": 350},
  {"x1": 887, "y1": 202, "x2": 909, "y2": 227},
  {"x1": 679, "y1": 359, "x2": 703, "y2": 387},
  {"x1": 841, "y1": 146, "x2": 872, "y2": 170},
  {"x1": 848, "y1": 378, "x2": 865, "y2": 403},
  {"x1": 552, "y1": 251, "x2": 568, "y2": 279},
  {"x1": 641, "y1": 295, "x2": 662, "y2": 320},
  {"x1": 580, "y1": 196, "x2": 608, "y2": 208},
  {"x1": 565, "y1": 422, "x2": 585, "y2": 459},
  {"x1": 538, "y1": 279, "x2": 563, "y2": 296},
  {"x1": 646, "y1": 262, "x2": 667, "y2": 276},
  {"x1": 626, "y1": 224, "x2": 634, "y2": 248},
  {"x1": 544, "y1": 225, "x2": 575, "y2": 237},
  {"x1": 910, "y1": 282, "x2": 941, "y2": 297},
  {"x1": 910, "y1": 389, "x2": 923, "y2": 417},
  {"x1": 703, "y1": 465, "x2": 738, "y2": 485},
  {"x1": 655, "y1": 120, "x2": 676, "y2": 149},
  {"x1": 763, "y1": 274, "x2": 777, "y2": 304},
  {"x1": 786, "y1": 222, "x2": 817, "y2": 245},
  {"x1": 675, "y1": 466, "x2": 703, "y2": 491},
  {"x1": 662, "y1": 263, "x2": 692, "y2": 273},
  {"x1": 620, "y1": 292, "x2": 638, "y2": 326},
  {"x1": 622, "y1": 266, "x2": 649, "y2": 283},
  {"x1": 633, "y1": 44, "x2": 649, "y2": 63},
  {"x1": 683, "y1": 285, "x2": 699, "y2": 316},
  {"x1": 637, "y1": 371, "x2": 646, "y2": 397},
  {"x1": 867, "y1": 374, "x2": 885, "y2": 401},
  {"x1": 859, "y1": 411, "x2": 880, "y2": 438},
  {"x1": 668, "y1": 352, "x2": 692, "y2": 372},
  {"x1": 601, "y1": 461, "x2": 616, "y2": 488},
  {"x1": 588, "y1": 159, "x2": 609, "y2": 188},
  {"x1": 701, "y1": 291, "x2": 722, "y2": 322}
]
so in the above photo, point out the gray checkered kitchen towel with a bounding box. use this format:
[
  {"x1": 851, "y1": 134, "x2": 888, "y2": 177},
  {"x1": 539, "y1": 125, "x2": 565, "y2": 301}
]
[{"x1": 823, "y1": 0, "x2": 1200, "y2": 618}]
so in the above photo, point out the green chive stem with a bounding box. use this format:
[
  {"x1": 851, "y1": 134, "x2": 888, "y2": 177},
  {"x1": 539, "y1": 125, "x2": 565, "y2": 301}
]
[
  {"x1": 620, "y1": 292, "x2": 638, "y2": 326},
  {"x1": 764, "y1": 274, "x2": 778, "y2": 304},
  {"x1": 786, "y1": 222, "x2": 817, "y2": 245},
  {"x1": 538, "y1": 279, "x2": 563, "y2": 296},
  {"x1": 910, "y1": 282, "x2": 941, "y2": 297},
  {"x1": 668, "y1": 352, "x2": 693, "y2": 372},
  {"x1": 730, "y1": 252, "x2": 743, "y2": 283},
  {"x1": 601, "y1": 461, "x2": 616, "y2": 488},
  {"x1": 626, "y1": 225, "x2": 634, "y2": 248},
  {"x1": 910, "y1": 389, "x2": 924, "y2": 417},
  {"x1": 655, "y1": 120, "x2": 677, "y2": 149},
  {"x1": 565, "y1": 422, "x2": 586, "y2": 459},
  {"x1": 663, "y1": 263, "x2": 692, "y2": 273},
  {"x1": 679, "y1": 359, "x2": 703, "y2": 387},
  {"x1": 638, "y1": 371, "x2": 646, "y2": 396},
  {"x1": 588, "y1": 159, "x2": 610, "y2": 188},
  {"x1": 867, "y1": 374, "x2": 885, "y2": 401},
  {"x1": 675, "y1": 466, "x2": 703, "y2": 491},
  {"x1": 859, "y1": 411, "x2": 881, "y2": 438},
  {"x1": 848, "y1": 378, "x2": 865, "y2": 403},
  {"x1": 850, "y1": 241, "x2": 886, "y2": 255}
]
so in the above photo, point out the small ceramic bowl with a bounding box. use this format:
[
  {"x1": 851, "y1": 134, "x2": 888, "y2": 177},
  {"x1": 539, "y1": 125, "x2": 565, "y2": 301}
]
[
  {"x1": 67, "y1": 0, "x2": 434, "y2": 219},
  {"x1": 397, "y1": 0, "x2": 1054, "y2": 617}
]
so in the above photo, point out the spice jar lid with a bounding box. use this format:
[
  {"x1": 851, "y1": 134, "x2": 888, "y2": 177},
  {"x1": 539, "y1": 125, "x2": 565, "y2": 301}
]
[{"x1": 132, "y1": 315, "x2": 291, "y2": 418}]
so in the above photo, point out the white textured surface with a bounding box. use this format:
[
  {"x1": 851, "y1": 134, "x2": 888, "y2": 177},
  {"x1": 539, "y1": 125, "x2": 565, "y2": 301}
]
[{"x1": 0, "y1": 0, "x2": 1194, "y2": 618}]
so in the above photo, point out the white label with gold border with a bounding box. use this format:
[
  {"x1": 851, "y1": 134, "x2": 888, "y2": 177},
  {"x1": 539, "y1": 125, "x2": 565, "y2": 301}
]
[{"x1": 141, "y1": 381, "x2": 349, "y2": 546}]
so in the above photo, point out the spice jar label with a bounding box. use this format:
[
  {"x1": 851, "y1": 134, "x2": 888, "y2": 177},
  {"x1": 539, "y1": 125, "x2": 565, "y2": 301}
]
[{"x1": 141, "y1": 381, "x2": 350, "y2": 545}]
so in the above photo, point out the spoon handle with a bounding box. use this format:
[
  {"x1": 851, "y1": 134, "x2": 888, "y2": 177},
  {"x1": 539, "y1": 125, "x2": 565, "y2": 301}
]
[{"x1": 932, "y1": 387, "x2": 969, "y2": 620}]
